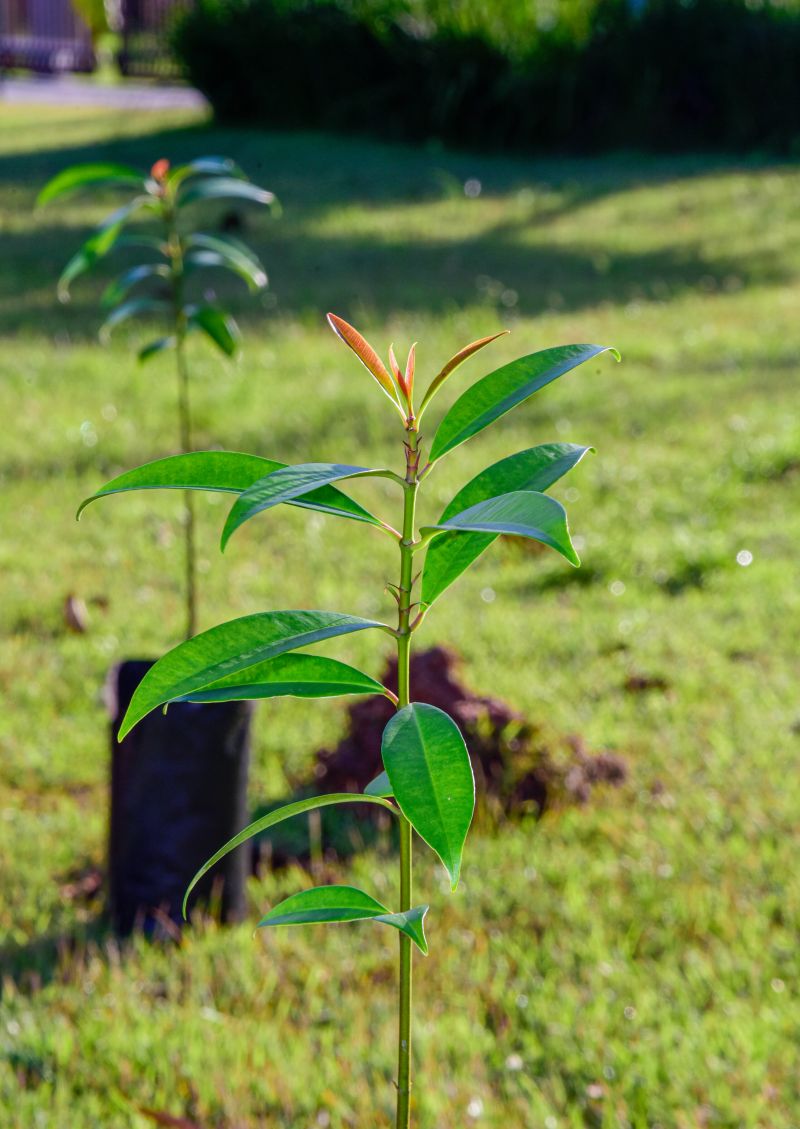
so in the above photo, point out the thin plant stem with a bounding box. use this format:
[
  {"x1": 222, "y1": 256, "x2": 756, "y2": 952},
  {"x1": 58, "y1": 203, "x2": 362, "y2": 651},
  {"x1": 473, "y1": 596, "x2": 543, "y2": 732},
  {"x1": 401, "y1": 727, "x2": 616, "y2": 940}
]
[
  {"x1": 166, "y1": 202, "x2": 197, "y2": 640},
  {"x1": 395, "y1": 425, "x2": 419, "y2": 1128}
]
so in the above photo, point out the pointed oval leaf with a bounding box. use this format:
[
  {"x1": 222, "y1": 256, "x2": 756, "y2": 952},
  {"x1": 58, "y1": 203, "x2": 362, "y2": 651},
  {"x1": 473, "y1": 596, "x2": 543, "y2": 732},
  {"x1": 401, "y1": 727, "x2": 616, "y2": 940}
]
[
  {"x1": 57, "y1": 197, "x2": 155, "y2": 300},
  {"x1": 177, "y1": 176, "x2": 275, "y2": 209},
  {"x1": 257, "y1": 885, "x2": 428, "y2": 953},
  {"x1": 327, "y1": 313, "x2": 403, "y2": 413},
  {"x1": 364, "y1": 770, "x2": 393, "y2": 797},
  {"x1": 182, "y1": 794, "x2": 397, "y2": 918},
  {"x1": 382, "y1": 703, "x2": 474, "y2": 889},
  {"x1": 168, "y1": 156, "x2": 245, "y2": 189},
  {"x1": 429, "y1": 344, "x2": 619, "y2": 461},
  {"x1": 421, "y1": 444, "x2": 592, "y2": 605},
  {"x1": 423, "y1": 490, "x2": 579, "y2": 567},
  {"x1": 187, "y1": 304, "x2": 240, "y2": 357},
  {"x1": 418, "y1": 330, "x2": 508, "y2": 417},
  {"x1": 221, "y1": 462, "x2": 396, "y2": 548},
  {"x1": 77, "y1": 451, "x2": 381, "y2": 529},
  {"x1": 185, "y1": 232, "x2": 267, "y2": 290},
  {"x1": 99, "y1": 297, "x2": 169, "y2": 342},
  {"x1": 184, "y1": 249, "x2": 267, "y2": 292},
  {"x1": 38, "y1": 162, "x2": 144, "y2": 206},
  {"x1": 179, "y1": 653, "x2": 389, "y2": 703},
  {"x1": 101, "y1": 263, "x2": 170, "y2": 309},
  {"x1": 120, "y1": 610, "x2": 388, "y2": 740}
]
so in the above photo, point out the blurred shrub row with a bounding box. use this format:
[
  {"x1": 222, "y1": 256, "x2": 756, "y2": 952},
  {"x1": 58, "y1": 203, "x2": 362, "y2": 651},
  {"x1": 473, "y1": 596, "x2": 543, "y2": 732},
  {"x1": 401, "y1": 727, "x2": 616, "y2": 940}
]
[{"x1": 173, "y1": 0, "x2": 800, "y2": 153}]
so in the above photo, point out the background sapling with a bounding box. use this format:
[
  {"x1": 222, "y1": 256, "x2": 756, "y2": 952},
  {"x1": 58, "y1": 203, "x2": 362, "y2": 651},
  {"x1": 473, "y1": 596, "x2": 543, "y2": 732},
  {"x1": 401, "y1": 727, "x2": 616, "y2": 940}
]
[
  {"x1": 40, "y1": 156, "x2": 276, "y2": 638},
  {"x1": 80, "y1": 314, "x2": 617, "y2": 1126}
]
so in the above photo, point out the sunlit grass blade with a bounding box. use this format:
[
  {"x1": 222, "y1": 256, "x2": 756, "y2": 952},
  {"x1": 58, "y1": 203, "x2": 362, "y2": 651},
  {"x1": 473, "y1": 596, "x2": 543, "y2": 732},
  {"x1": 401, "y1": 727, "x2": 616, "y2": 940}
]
[
  {"x1": 429, "y1": 344, "x2": 619, "y2": 461},
  {"x1": 421, "y1": 444, "x2": 592, "y2": 605},
  {"x1": 178, "y1": 653, "x2": 391, "y2": 703},
  {"x1": 37, "y1": 161, "x2": 144, "y2": 206},
  {"x1": 182, "y1": 796, "x2": 398, "y2": 919},
  {"x1": 257, "y1": 885, "x2": 429, "y2": 953},
  {"x1": 221, "y1": 462, "x2": 398, "y2": 548},
  {"x1": 381, "y1": 703, "x2": 474, "y2": 889},
  {"x1": 418, "y1": 330, "x2": 508, "y2": 417},
  {"x1": 422, "y1": 490, "x2": 579, "y2": 567},
  {"x1": 77, "y1": 451, "x2": 382, "y2": 528},
  {"x1": 120, "y1": 610, "x2": 388, "y2": 739}
]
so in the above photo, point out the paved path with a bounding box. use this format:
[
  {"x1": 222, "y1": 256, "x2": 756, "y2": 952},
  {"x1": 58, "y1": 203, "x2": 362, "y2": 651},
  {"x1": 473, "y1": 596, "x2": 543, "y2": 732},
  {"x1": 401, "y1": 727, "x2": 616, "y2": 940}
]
[{"x1": 0, "y1": 75, "x2": 207, "y2": 111}]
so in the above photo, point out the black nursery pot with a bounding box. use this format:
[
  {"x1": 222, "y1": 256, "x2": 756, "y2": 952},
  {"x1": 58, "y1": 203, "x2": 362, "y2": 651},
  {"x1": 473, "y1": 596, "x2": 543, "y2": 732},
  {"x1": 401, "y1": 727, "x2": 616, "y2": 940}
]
[{"x1": 107, "y1": 659, "x2": 252, "y2": 937}]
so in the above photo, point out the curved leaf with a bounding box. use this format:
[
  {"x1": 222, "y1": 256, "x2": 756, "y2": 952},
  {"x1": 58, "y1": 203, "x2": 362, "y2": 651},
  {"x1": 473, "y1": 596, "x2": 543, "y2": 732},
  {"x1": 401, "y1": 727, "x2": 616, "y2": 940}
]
[
  {"x1": 187, "y1": 304, "x2": 240, "y2": 357},
  {"x1": 120, "y1": 610, "x2": 388, "y2": 740},
  {"x1": 421, "y1": 444, "x2": 592, "y2": 605},
  {"x1": 179, "y1": 653, "x2": 389, "y2": 703},
  {"x1": 185, "y1": 232, "x2": 267, "y2": 290},
  {"x1": 221, "y1": 462, "x2": 397, "y2": 548},
  {"x1": 168, "y1": 156, "x2": 245, "y2": 189},
  {"x1": 422, "y1": 490, "x2": 579, "y2": 567},
  {"x1": 327, "y1": 313, "x2": 403, "y2": 414},
  {"x1": 77, "y1": 450, "x2": 381, "y2": 529},
  {"x1": 182, "y1": 794, "x2": 397, "y2": 918},
  {"x1": 101, "y1": 263, "x2": 170, "y2": 309},
  {"x1": 257, "y1": 885, "x2": 429, "y2": 953},
  {"x1": 138, "y1": 336, "x2": 176, "y2": 363},
  {"x1": 57, "y1": 197, "x2": 155, "y2": 300},
  {"x1": 364, "y1": 770, "x2": 393, "y2": 797},
  {"x1": 38, "y1": 161, "x2": 143, "y2": 207},
  {"x1": 429, "y1": 344, "x2": 619, "y2": 461},
  {"x1": 381, "y1": 703, "x2": 474, "y2": 889},
  {"x1": 177, "y1": 177, "x2": 275, "y2": 209},
  {"x1": 99, "y1": 297, "x2": 168, "y2": 341},
  {"x1": 418, "y1": 330, "x2": 508, "y2": 417}
]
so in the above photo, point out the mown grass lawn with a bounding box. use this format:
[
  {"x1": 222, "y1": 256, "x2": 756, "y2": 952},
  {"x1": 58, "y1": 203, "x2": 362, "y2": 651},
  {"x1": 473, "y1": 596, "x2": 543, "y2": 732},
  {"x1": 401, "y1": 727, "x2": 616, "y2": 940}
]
[{"x1": 1, "y1": 103, "x2": 799, "y2": 1128}]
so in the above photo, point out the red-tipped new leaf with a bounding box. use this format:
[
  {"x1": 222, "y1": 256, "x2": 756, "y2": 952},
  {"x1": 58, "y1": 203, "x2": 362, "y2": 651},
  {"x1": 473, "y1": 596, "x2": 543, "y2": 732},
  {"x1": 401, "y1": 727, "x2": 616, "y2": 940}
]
[{"x1": 327, "y1": 313, "x2": 403, "y2": 413}]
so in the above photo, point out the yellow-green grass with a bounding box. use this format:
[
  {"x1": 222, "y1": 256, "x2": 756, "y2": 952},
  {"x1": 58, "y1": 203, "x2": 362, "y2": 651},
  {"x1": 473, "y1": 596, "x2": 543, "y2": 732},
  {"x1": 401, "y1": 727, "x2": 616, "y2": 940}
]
[{"x1": 1, "y1": 104, "x2": 798, "y2": 1127}]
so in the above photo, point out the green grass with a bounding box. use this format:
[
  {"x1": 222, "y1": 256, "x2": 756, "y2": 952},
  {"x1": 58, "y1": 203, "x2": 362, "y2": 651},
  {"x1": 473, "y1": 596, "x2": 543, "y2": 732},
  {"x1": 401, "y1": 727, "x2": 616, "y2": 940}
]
[{"x1": 1, "y1": 104, "x2": 799, "y2": 1127}]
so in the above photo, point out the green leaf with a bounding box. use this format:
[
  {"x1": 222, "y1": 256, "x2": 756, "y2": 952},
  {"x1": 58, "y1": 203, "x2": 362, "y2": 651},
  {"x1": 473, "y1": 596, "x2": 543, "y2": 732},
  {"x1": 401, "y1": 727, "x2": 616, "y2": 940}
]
[
  {"x1": 119, "y1": 610, "x2": 388, "y2": 740},
  {"x1": 364, "y1": 770, "x2": 393, "y2": 798},
  {"x1": 421, "y1": 444, "x2": 591, "y2": 605},
  {"x1": 182, "y1": 793, "x2": 398, "y2": 918},
  {"x1": 101, "y1": 263, "x2": 170, "y2": 309},
  {"x1": 257, "y1": 885, "x2": 429, "y2": 954},
  {"x1": 187, "y1": 304, "x2": 240, "y2": 357},
  {"x1": 185, "y1": 232, "x2": 267, "y2": 291},
  {"x1": 422, "y1": 490, "x2": 579, "y2": 567},
  {"x1": 178, "y1": 653, "x2": 389, "y2": 703},
  {"x1": 428, "y1": 344, "x2": 619, "y2": 461},
  {"x1": 99, "y1": 297, "x2": 168, "y2": 342},
  {"x1": 381, "y1": 703, "x2": 474, "y2": 889},
  {"x1": 221, "y1": 462, "x2": 397, "y2": 548},
  {"x1": 77, "y1": 450, "x2": 381, "y2": 529},
  {"x1": 167, "y1": 156, "x2": 245, "y2": 189},
  {"x1": 177, "y1": 176, "x2": 275, "y2": 209},
  {"x1": 57, "y1": 197, "x2": 155, "y2": 300},
  {"x1": 38, "y1": 161, "x2": 143, "y2": 206},
  {"x1": 138, "y1": 336, "x2": 176, "y2": 363}
]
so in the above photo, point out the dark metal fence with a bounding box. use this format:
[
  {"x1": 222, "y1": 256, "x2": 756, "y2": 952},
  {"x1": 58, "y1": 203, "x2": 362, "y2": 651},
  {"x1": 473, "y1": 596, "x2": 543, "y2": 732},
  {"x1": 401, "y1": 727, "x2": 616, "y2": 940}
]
[{"x1": 0, "y1": 0, "x2": 187, "y2": 76}]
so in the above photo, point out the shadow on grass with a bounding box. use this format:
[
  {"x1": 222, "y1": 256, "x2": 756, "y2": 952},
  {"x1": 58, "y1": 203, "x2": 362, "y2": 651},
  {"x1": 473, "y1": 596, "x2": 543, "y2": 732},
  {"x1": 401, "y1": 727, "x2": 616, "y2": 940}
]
[{"x1": 0, "y1": 120, "x2": 791, "y2": 337}]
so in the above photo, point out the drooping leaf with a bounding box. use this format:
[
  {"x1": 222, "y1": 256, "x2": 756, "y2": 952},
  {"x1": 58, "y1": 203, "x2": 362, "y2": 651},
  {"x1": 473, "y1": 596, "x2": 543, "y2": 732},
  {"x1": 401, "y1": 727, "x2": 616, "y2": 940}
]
[
  {"x1": 138, "y1": 336, "x2": 176, "y2": 363},
  {"x1": 177, "y1": 176, "x2": 275, "y2": 209},
  {"x1": 187, "y1": 304, "x2": 240, "y2": 357},
  {"x1": 422, "y1": 490, "x2": 579, "y2": 568},
  {"x1": 179, "y1": 653, "x2": 389, "y2": 703},
  {"x1": 182, "y1": 793, "x2": 397, "y2": 918},
  {"x1": 381, "y1": 703, "x2": 474, "y2": 889},
  {"x1": 101, "y1": 263, "x2": 170, "y2": 309},
  {"x1": 327, "y1": 313, "x2": 403, "y2": 414},
  {"x1": 429, "y1": 344, "x2": 619, "y2": 461},
  {"x1": 418, "y1": 330, "x2": 508, "y2": 417},
  {"x1": 364, "y1": 770, "x2": 393, "y2": 798},
  {"x1": 37, "y1": 161, "x2": 144, "y2": 206},
  {"x1": 57, "y1": 197, "x2": 155, "y2": 300},
  {"x1": 185, "y1": 232, "x2": 267, "y2": 291},
  {"x1": 421, "y1": 444, "x2": 592, "y2": 605},
  {"x1": 120, "y1": 610, "x2": 388, "y2": 740},
  {"x1": 221, "y1": 462, "x2": 396, "y2": 548},
  {"x1": 99, "y1": 297, "x2": 168, "y2": 341},
  {"x1": 184, "y1": 247, "x2": 267, "y2": 292},
  {"x1": 257, "y1": 885, "x2": 429, "y2": 954},
  {"x1": 77, "y1": 450, "x2": 381, "y2": 529},
  {"x1": 167, "y1": 156, "x2": 245, "y2": 189}
]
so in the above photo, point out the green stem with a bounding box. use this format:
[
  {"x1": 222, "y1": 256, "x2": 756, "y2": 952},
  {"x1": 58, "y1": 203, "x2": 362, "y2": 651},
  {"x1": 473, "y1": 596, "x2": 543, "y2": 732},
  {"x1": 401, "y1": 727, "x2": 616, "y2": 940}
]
[
  {"x1": 166, "y1": 203, "x2": 197, "y2": 640},
  {"x1": 395, "y1": 429, "x2": 419, "y2": 1129}
]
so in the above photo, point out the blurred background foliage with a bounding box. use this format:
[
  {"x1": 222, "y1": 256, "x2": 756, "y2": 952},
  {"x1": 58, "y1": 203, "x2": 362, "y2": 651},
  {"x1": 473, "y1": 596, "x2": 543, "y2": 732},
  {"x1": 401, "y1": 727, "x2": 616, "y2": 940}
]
[{"x1": 173, "y1": 0, "x2": 800, "y2": 153}]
